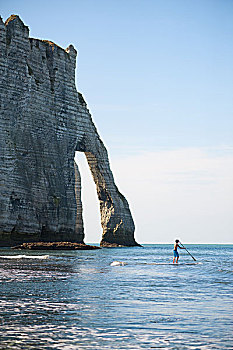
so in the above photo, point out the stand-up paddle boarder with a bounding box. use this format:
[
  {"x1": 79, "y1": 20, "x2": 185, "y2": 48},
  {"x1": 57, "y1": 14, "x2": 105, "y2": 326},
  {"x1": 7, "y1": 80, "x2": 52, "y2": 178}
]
[{"x1": 173, "y1": 239, "x2": 185, "y2": 263}]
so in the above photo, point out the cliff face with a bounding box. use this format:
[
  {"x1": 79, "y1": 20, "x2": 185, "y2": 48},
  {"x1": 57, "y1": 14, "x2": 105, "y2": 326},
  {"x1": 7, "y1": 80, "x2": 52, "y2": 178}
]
[{"x1": 0, "y1": 15, "x2": 138, "y2": 247}]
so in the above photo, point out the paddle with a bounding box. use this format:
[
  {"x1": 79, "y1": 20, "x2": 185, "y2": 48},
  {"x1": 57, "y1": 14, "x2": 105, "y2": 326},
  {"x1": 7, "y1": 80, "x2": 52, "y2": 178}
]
[{"x1": 179, "y1": 242, "x2": 196, "y2": 262}]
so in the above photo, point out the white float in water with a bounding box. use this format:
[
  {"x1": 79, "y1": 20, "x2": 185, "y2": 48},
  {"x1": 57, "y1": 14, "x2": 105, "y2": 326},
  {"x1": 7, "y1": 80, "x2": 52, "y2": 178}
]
[{"x1": 110, "y1": 261, "x2": 126, "y2": 266}]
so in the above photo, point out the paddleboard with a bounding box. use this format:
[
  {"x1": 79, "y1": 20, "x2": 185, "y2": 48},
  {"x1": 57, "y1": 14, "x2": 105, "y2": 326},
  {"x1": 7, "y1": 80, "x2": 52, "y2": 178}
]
[
  {"x1": 110, "y1": 261, "x2": 201, "y2": 266},
  {"x1": 141, "y1": 262, "x2": 202, "y2": 266}
]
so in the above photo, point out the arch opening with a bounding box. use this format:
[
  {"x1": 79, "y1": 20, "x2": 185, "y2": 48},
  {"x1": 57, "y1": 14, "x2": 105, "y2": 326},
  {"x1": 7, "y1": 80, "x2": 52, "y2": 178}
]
[{"x1": 74, "y1": 152, "x2": 102, "y2": 244}]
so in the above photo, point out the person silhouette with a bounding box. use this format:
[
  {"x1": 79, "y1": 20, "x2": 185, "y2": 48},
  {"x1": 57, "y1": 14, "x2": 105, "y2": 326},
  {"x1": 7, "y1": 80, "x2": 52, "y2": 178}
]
[{"x1": 173, "y1": 239, "x2": 185, "y2": 263}]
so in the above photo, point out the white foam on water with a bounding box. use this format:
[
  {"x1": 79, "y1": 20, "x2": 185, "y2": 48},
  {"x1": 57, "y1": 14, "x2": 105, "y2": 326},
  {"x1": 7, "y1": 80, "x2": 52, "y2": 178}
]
[
  {"x1": 110, "y1": 261, "x2": 126, "y2": 266},
  {"x1": 0, "y1": 255, "x2": 49, "y2": 260}
]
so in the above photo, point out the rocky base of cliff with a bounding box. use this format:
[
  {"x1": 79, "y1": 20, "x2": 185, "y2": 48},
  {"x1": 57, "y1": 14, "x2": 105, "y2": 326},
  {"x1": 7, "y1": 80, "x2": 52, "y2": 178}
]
[{"x1": 12, "y1": 242, "x2": 101, "y2": 250}]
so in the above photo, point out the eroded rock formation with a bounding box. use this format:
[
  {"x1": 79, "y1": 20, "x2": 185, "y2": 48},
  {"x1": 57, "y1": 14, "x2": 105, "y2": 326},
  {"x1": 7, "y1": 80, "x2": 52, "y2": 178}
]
[{"x1": 0, "y1": 15, "x2": 139, "y2": 247}]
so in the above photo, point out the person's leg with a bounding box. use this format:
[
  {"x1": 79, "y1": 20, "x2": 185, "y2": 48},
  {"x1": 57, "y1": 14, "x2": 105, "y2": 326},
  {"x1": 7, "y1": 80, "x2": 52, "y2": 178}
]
[
  {"x1": 173, "y1": 251, "x2": 176, "y2": 263},
  {"x1": 173, "y1": 251, "x2": 178, "y2": 263}
]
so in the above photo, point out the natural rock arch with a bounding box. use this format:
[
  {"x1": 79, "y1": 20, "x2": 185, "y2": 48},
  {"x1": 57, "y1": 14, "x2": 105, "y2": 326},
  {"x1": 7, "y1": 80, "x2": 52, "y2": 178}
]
[{"x1": 0, "y1": 15, "x2": 139, "y2": 247}]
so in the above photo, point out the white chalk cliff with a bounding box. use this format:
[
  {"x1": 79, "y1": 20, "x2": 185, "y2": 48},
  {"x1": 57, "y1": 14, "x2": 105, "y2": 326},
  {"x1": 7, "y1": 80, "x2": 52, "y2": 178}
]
[{"x1": 0, "y1": 15, "x2": 139, "y2": 247}]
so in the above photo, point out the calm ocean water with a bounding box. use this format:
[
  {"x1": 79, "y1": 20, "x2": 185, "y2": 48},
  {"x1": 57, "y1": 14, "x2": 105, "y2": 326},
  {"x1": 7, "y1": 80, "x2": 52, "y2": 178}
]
[{"x1": 0, "y1": 244, "x2": 232, "y2": 349}]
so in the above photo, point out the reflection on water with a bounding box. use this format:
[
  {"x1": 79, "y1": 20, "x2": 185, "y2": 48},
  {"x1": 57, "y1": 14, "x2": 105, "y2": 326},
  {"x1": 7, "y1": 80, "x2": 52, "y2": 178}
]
[{"x1": 0, "y1": 245, "x2": 233, "y2": 349}]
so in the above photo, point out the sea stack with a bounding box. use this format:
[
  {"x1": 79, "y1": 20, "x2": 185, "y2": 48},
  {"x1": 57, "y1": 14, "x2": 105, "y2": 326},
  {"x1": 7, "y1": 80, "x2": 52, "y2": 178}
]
[{"x1": 0, "y1": 15, "x2": 139, "y2": 247}]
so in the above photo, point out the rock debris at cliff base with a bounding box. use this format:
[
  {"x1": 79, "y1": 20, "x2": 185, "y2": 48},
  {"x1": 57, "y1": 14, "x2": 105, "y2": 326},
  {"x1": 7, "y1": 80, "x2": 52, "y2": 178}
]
[{"x1": 12, "y1": 242, "x2": 101, "y2": 250}]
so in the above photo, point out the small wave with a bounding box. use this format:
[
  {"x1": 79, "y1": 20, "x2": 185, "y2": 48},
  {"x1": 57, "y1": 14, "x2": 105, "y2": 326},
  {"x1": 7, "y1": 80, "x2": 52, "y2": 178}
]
[{"x1": 0, "y1": 255, "x2": 49, "y2": 260}]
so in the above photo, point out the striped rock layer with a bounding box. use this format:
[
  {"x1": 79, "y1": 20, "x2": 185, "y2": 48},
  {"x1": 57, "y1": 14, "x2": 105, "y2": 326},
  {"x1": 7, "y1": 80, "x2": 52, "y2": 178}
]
[{"x1": 0, "y1": 15, "x2": 139, "y2": 247}]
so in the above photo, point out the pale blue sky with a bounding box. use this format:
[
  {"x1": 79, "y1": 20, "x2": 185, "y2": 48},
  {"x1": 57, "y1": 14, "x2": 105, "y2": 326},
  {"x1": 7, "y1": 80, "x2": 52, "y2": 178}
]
[{"x1": 1, "y1": 1, "x2": 233, "y2": 243}]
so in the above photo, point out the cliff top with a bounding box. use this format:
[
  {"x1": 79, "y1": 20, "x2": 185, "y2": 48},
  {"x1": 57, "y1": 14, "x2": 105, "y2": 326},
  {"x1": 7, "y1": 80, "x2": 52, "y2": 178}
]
[
  {"x1": 5, "y1": 14, "x2": 26, "y2": 27},
  {"x1": 3, "y1": 14, "x2": 77, "y2": 57}
]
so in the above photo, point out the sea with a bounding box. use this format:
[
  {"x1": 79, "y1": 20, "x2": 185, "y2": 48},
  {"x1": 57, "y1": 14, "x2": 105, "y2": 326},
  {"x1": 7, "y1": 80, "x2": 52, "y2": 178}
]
[{"x1": 0, "y1": 244, "x2": 232, "y2": 349}]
